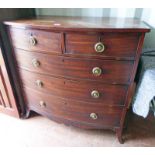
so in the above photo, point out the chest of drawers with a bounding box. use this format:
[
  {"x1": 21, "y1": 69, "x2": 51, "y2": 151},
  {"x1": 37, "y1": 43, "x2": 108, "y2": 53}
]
[{"x1": 4, "y1": 16, "x2": 150, "y2": 143}]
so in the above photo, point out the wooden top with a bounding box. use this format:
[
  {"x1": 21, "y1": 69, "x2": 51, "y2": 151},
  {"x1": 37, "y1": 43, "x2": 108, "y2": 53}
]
[{"x1": 4, "y1": 16, "x2": 150, "y2": 32}]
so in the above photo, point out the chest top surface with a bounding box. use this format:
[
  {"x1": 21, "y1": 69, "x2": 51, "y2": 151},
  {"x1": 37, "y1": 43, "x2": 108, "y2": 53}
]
[{"x1": 4, "y1": 16, "x2": 150, "y2": 32}]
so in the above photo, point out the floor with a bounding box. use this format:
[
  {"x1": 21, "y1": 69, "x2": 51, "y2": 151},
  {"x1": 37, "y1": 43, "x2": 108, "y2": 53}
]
[{"x1": 0, "y1": 111, "x2": 154, "y2": 147}]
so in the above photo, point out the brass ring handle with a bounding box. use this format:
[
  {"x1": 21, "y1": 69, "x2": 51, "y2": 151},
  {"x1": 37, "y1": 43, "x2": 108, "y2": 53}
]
[
  {"x1": 36, "y1": 80, "x2": 43, "y2": 88},
  {"x1": 94, "y1": 42, "x2": 105, "y2": 53},
  {"x1": 29, "y1": 36, "x2": 37, "y2": 46},
  {"x1": 91, "y1": 90, "x2": 100, "y2": 99},
  {"x1": 90, "y1": 113, "x2": 98, "y2": 120},
  {"x1": 32, "y1": 59, "x2": 40, "y2": 67},
  {"x1": 92, "y1": 67, "x2": 102, "y2": 76},
  {"x1": 39, "y1": 101, "x2": 46, "y2": 108}
]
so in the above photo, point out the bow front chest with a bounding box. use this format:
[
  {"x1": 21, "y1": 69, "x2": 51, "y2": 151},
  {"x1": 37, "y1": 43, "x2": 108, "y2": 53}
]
[{"x1": 4, "y1": 17, "x2": 150, "y2": 143}]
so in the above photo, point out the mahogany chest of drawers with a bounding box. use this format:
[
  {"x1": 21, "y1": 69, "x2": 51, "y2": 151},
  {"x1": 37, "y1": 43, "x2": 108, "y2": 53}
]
[{"x1": 4, "y1": 16, "x2": 150, "y2": 143}]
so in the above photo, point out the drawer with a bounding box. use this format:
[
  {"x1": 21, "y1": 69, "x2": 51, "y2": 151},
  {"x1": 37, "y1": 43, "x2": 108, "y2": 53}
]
[
  {"x1": 14, "y1": 49, "x2": 134, "y2": 84},
  {"x1": 18, "y1": 69, "x2": 128, "y2": 106},
  {"x1": 23, "y1": 87, "x2": 123, "y2": 128},
  {"x1": 65, "y1": 33, "x2": 140, "y2": 58},
  {"x1": 8, "y1": 27, "x2": 61, "y2": 54}
]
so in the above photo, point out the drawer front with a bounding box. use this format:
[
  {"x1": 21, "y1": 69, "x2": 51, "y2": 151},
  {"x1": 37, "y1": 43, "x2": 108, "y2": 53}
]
[
  {"x1": 65, "y1": 33, "x2": 140, "y2": 58},
  {"x1": 23, "y1": 87, "x2": 123, "y2": 128},
  {"x1": 18, "y1": 69, "x2": 128, "y2": 106},
  {"x1": 14, "y1": 49, "x2": 134, "y2": 84},
  {"x1": 8, "y1": 27, "x2": 61, "y2": 54}
]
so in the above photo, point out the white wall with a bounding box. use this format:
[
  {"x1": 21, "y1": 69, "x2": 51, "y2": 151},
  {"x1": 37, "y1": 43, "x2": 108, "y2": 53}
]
[
  {"x1": 35, "y1": 8, "x2": 155, "y2": 49},
  {"x1": 35, "y1": 8, "x2": 155, "y2": 27}
]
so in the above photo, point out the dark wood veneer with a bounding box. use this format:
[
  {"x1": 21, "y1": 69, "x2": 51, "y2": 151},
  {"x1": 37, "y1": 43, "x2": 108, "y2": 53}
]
[
  {"x1": 24, "y1": 87, "x2": 123, "y2": 128},
  {"x1": 14, "y1": 49, "x2": 134, "y2": 84},
  {"x1": 4, "y1": 16, "x2": 150, "y2": 144},
  {"x1": 65, "y1": 33, "x2": 140, "y2": 58},
  {"x1": 4, "y1": 16, "x2": 150, "y2": 32},
  {"x1": 9, "y1": 27, "x2": 61, "y2": 54},
  {"x1": 18, "y1": 69, "x2": 128, "y2": 106}
]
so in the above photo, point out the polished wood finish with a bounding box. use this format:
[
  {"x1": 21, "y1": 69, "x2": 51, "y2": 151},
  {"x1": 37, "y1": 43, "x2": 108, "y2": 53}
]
[
  {"x1": 65, "y1": 33, "x2": 140, "y2": 58},
  {"x1": 0, "y1": 47, "x2": 19, "y2": 117},
  {"x1": 23, "y1": 87, "x2": 123, "y2": 128},
  {"x1": 4, "y1": 16, "x2": 150, "y2": 32},
  {"x1": 9, "y1": 27, "x2": 61, "y2": 54},
  {"x1": 4, "y1": 16, "x2": 150, "y2": 143},
  {"x1": 14, "y1": 49, "x2": 134, "y2": 84},
  {"x1": 18, "y1": 69, "x2": 128, "y2": 106}
]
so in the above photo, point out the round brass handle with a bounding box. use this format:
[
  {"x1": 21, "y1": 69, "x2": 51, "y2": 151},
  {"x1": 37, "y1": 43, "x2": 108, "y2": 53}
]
[
  {"x1": 91, "y1": 90, "x2": 100, "y2": 99},
  {"x1": 32, "y1": 59, "x2": 40, "y2": 67},
  {"x1": 92, "y1": 67, "x2": 102, "y2": 76},
  {"x1": 94, "y1": 42, "x2": 105, "y2": 53},
  {"x1": 29, "y1": 36, "x2": 37, "y2": 46},
  {"x1": 36, "y1": 80, "x2": 43, "y2": 88},
  {"x1": 90, "y1": 113, "x2": 98, "y2": 120},
  {"x1": 39, "y1": 101, "x2": 46, "y2": 108}
]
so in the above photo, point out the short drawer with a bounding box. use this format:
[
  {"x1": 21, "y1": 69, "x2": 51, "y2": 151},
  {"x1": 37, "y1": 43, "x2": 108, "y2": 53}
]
[
  {"x1": 65, "y1": 33, "x2": 140, "y2": 58},
  {"x1": 8, "y1": 27, "x2": 61, "y2": 54},
  {"x1": 14, "y1": 49, "x2": 134, "y2": 84},
  {"x1": 18, "y1": 69, "x2": 128, "y2": 106},
  {"x1": 23, "y1": 87, "x2": 123, "y2": 128}
]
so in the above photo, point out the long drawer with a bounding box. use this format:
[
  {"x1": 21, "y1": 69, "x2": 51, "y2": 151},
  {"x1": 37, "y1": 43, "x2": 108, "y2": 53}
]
[
  {"x1": 18, "y1": 69, "x2": 128, "y2": 106},
  {"x1": 65, "y1": 33, "x2": 140, "y2": 58},
  {"x1": 8, "y1": 27, "x2": 62, "y2": 54},
  {"x1": 23, "y1": 87, "x2": 123, "y2": 128},
  {"x1": 14, "y1": 49, "x2": 134, "y2": 84}
]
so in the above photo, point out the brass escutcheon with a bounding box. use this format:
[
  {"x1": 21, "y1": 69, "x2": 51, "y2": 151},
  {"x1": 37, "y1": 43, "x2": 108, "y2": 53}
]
[
  {"x1": 90, "y1": 113, "x2": 98, "y2": 120},
  {"x1": 39, "y1": 101, "x2": 46, "y2": 108},
  {"x1": 94, "y1": 42, "x2": 105, "y2": 53},
  {"x1": 32, "y1": 59, "x2": 40, "y2": 67},
  {"x1": 29, "y1": 36, "x2": 37, "y2": 46},
  {"x1": 91, "y1": 90, "x2": 100, "y2": 98},
  {"x1": 36, "y1": 80, "x2": 43, "y2": 88},
  {"x1": 92, "y1": 67, "x2": 102, "y2": 76}
]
